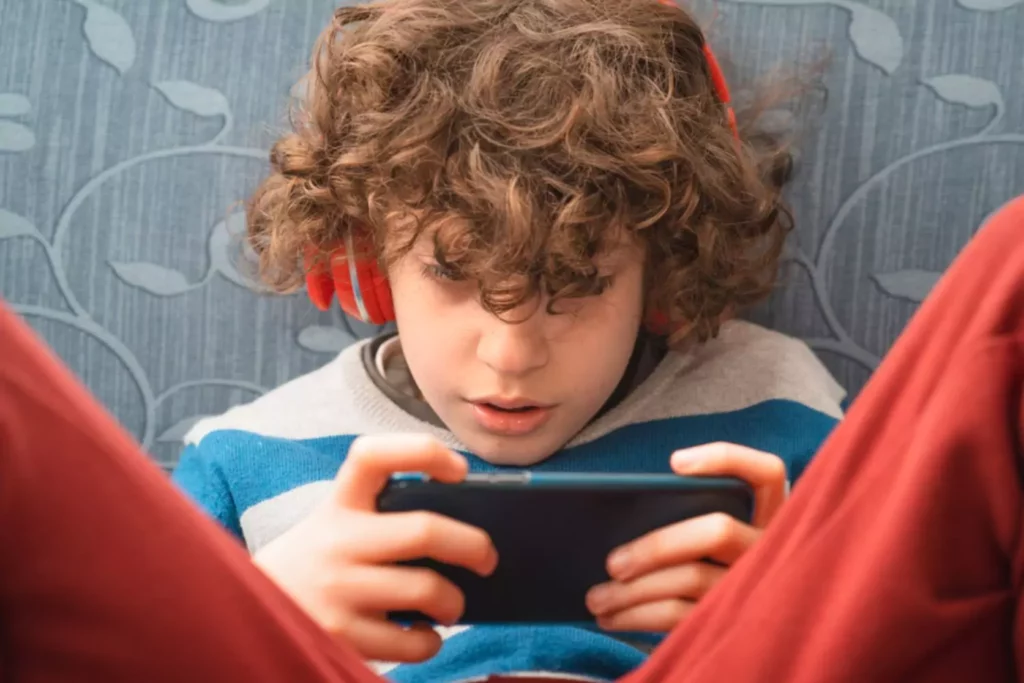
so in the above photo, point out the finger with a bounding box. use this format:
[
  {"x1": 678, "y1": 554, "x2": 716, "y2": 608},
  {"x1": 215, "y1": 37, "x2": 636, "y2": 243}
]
[
  {"x1": 586, "y1": 561, "x2": 725, "y2": 616},
  {"x1": 338, "y1": 617, "x2": 442, "y2": 663},
  {"x1": 607, "y1": 512, "x2": 760, "y2": 581},
  {"x1": 335, "y1": 434, "x2": 468, "y2": 511},
  {"x1": 346, "y1": 511, "x2": 498, "y2": 576},
  {"x1": 670, "y1": 442, "x2": 788, "y2": 527},
  {"x1": 596, "y1": 599, "x2": 694, "y2": 633},
  {"x1": 334, "y1": 565, "x2": 465, "y2": 626}
]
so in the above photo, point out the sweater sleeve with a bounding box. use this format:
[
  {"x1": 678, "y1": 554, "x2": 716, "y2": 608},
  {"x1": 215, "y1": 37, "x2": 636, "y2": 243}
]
[{"x1": 172, "y1": 442, "x2": 245, "y2": 541}]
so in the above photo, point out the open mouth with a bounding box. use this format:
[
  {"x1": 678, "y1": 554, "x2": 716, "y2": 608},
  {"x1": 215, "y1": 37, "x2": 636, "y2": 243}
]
[
  {"x1": 481, "y1": 403, "x2": 539, "y2": 413},
  {"x1": 470, "y1": 399, "x2": 554, "y2": 436}
]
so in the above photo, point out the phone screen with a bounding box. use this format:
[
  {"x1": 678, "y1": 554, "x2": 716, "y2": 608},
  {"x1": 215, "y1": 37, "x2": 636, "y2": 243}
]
[{"x1": 377, "y1": 474, "x2": 752, "y2": 624}]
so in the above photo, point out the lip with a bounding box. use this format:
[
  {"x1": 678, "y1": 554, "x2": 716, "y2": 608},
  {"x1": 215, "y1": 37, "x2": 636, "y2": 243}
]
[
  {"x1": 468, "y1": 396, "x2": 555, "y2": 436},
  {"x1": 471, "y1": 396, "x2": 553, "y2": 410}
]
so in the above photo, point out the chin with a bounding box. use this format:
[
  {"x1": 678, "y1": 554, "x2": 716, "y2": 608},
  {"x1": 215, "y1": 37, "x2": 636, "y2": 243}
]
[{"x1": 458, "y1": 431, "x2": 563, "y2": 467}]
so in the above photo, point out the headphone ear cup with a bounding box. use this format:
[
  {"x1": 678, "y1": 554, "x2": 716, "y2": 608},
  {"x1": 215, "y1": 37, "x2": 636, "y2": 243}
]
[
  {"x1": 644, "y1": 309, "x2": 670, "y2": 336},
  {"x1": 347, "y1": 257, "x2": 395, "y2": 325},
  {"x1": 363, "y1": 263, "x2": 395, "y2": 324},
  {"x1": 329, "y1": 252, "x2": 396, "y2": 325},
  {"x1": 329, "y1": 251, "x2": 361, "y2": 321},
  {"x1": 303, "y1": 238, "x2": 395, "y2": 324},
  {"x1": 304, "y1": 248, "x2": 336, "y2": 311}
]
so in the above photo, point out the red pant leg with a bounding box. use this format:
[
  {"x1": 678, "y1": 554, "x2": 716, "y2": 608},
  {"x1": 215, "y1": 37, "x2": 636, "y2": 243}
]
[
  {"x1": 6, "y1": 194, "x2": 1024, "y2": 683},
  {"x1": 0, "y1": 305, "x2": 382, "y2": 683},
  {"x1": 627, "y1": 195, "x2": 1024, "y2": 683}
]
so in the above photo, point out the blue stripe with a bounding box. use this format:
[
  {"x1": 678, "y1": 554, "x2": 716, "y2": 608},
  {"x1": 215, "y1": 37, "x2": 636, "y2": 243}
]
[
  {"x1": 172, "y1": 399, "x2": 837, "y2": 682},
  {"x1": 388, "y1": 625, "x2": 646, "y2": 682},
  {"x1": 177, "y1": 399, "x2": 836, "y2": 522},
  {"x1": 173, "y1": 443, "x2": 245, "y2": 540}
]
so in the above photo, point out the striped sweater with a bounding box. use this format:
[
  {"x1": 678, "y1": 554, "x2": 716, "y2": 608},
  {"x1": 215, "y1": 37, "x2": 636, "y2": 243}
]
[{"x1": 173, "y1": 320, "x2": 845, "y2": 683}]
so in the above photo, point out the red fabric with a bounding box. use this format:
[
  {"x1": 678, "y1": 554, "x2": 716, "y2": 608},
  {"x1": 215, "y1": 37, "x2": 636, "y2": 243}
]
[
  {"x1": 2, "y1": 195, "x2": 1024, "y2": 682},
  {"x1": 626, "y1": 194, "x2": 1024, "y2": 683},
  {"x1": 0, "y1": 302, "x2": 378, "y2": 683}
]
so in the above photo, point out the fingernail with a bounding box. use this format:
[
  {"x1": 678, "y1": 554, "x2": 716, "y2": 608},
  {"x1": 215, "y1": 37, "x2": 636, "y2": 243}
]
[
  {"x1": 482, "y1": 548, "x2": 499, "y2": 576},
  {"x1": 671, "y1": 449, "x2": 701, "y2": 472},
  {"x1": 608, "y1": 547, "x2": 632, "y2": 579},
  {"x1": 587, "y1": 584, "x2": 612, "y2": 614}
]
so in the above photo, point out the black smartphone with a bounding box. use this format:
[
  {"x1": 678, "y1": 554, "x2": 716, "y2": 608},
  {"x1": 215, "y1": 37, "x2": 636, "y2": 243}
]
[{"x1": 376, "y1": 471, "x2": 754, "y2": 625}]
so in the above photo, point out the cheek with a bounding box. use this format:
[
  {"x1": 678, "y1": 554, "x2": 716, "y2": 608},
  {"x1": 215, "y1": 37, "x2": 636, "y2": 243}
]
[
  {"x1": 555, "y1": 272, "x2": 644, "y2": 389},
  {"x1": 389, "y1": 270, "x2": 422, "y2": 330},
  {"x1": 390, "y1": 288, "x2": 451, "y2": 396},
  {"x1": 388, "y1": 263, "x2": 474, "y2": 392}
]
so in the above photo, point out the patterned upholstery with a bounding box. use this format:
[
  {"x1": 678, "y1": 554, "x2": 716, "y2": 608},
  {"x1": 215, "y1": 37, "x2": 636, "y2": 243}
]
[{"x1": 1, "y1": 0, "x2": 1022, "y2": 468}]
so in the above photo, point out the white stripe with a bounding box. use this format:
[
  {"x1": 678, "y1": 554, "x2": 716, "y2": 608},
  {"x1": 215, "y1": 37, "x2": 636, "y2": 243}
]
[
  {"x1": 186, "y1": 321, "x2": 845, "y2": 448},
  {"x1": 240, "y1": 481, "x2": 332, "y2": 553}
]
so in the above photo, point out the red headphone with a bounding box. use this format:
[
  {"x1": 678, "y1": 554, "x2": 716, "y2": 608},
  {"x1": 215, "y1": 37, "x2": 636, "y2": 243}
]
[{"x1": 304, "y1": 17, "x2": 737, "y2": 328}]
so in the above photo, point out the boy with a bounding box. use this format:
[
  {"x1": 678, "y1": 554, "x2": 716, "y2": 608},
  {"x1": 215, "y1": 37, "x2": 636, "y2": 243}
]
[{"x1": 173, "y1": 0, "x2": 844, "y2": 680}]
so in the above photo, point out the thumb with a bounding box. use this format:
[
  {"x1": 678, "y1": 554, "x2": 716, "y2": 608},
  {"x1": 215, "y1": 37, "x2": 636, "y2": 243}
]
[
  {"x1": 671, "y1": 442, "x2": 788, "y2": 527},
  {"x1": 334, "y1": 434, "x2": 468, "y2": 511}
]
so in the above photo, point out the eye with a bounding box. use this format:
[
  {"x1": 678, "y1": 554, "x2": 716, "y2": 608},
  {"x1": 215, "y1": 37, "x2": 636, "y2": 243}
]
[{"x1": 421, "y1": 262, "x2": 462, "y2": 282}]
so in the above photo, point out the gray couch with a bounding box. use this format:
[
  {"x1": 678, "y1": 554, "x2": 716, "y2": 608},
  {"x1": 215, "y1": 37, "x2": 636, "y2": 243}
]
[{"x1": 1, "y1": 0, "x2": 1022, "y2": 469}]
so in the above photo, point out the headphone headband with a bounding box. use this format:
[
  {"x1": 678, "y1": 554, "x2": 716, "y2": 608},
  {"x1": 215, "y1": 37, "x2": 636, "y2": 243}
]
[
  {"x1": 701, "y1": 43, "x2": 738, "y2": 138},
  {"x1": 655, "y1": 0, "x2": 737, "y2": 139}
]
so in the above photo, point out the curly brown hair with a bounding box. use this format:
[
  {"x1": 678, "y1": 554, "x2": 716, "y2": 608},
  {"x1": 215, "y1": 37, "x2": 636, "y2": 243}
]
[{"x1": 247, "y1": 0, "x2": 793, "y2": 344}]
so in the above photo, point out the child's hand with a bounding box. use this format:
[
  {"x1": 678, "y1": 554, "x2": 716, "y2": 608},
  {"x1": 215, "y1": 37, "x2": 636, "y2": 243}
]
[
  {"x1": 253, "y1": 434, "x2": 498, "y2": 663},
  {"x1": 585, "y1": 443, "x2": 787, "y2": 632}
]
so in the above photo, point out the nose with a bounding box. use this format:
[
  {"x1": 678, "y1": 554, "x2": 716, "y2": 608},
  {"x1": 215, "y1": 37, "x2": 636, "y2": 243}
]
[{"x1": 476, "y1": 300, "x2": 550, "y2": 377}]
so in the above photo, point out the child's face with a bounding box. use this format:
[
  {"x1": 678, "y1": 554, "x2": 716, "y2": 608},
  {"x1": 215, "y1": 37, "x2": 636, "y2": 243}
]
[{"x1": 388, "y1": 234, "x2": 646, "y2": 466}]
